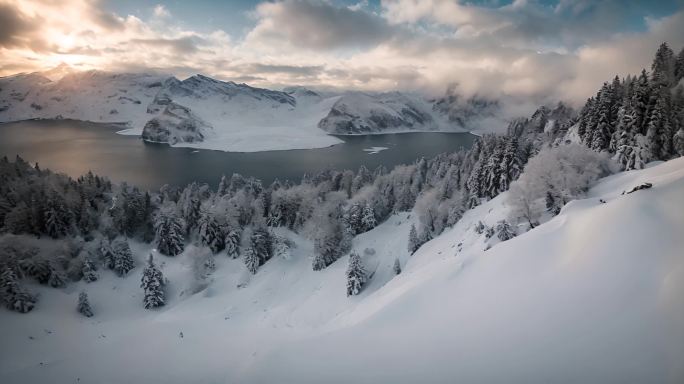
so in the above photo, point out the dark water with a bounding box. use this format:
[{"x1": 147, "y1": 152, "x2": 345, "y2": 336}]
[{"x1": 0, "y1": 119, "x2": 476, "y2": 190}]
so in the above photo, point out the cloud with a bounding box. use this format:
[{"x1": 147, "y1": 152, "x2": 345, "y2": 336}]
[
  {"x1": 0, "y1": 2, "x2": 47, "y2": 50},
  {"x1": 245, "y1": 0, "x2": 395, "y2": 51},
  {"x1": 1, "y1": 0, "x2": 683, "y2": 112}
]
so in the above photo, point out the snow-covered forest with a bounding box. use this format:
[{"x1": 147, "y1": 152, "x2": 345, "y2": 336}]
[
  {"x1": 1, "y1": 42, "x2": 684, "y2": 383},
  {"x1": 1, "y1": 43, "x2": 683, "y2": 313}
]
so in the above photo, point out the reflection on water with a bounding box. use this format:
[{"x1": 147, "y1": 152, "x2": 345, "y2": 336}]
[{"x1": 0, "y1": 119, "x2": 477, "y2": 190}]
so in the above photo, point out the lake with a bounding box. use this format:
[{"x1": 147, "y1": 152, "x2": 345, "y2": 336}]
[{"x1": 0, "y1": 119, "x2": 477, "y2": 191}]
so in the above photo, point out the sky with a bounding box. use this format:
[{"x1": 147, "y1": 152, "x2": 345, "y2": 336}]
[{"x1": 1, "y1": 0, "x2": 684, "y2": 104}]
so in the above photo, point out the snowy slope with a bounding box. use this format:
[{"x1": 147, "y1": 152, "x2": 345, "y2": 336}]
[
  {"x1": 1, "y1": 158, "x2": 683, "y2": 383},
  {"x1": 0, "y1": 70, "x2": 169, "y2": 128},
  {"x1": 318, "y1": 92, "x2": 451, "y2": 134}
]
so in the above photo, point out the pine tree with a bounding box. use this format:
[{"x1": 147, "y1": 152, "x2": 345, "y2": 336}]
[
  {"x1": 274, "y1": 235, "x2": 291, "y2": 260},
  {"x1": 495, "y1": 220, "x2": 516, "y2": 241},
  {"x1": 224, "y1": 229, "x2": 241, "y2": 259},
  {"x1": 155, "y1": 208, "x2": 185, "y2": 256},
  {"x1": 99, "y1": 237, "x2": 115, "y2": 269},
  {"x1": 44, "y1": 190, "x2": 71, "y2": 238},
  {"x1": 141, "y1": 254, "x2": 165, "y2": 309},
  {"x1": 651, "y1": 42, "x2": 675, "y2": 87},
  {"x1": 77, "y1": 291, "x2": 93, "y2": 317},
  {"x1": 408, "y1": 224, "x2": 420, "y2": 254},
  {"x1": 393, "y1": 258, "x2": 402, "y2": 275},
  {"x1": 675, "y1": 47, "x2": 684, "y2": 83},
  {"x1": 197, "y1": 208, "x2": 224, "y2": 254},
  {"x1": 346, "y1": 251, "x2": 366, "y2": 296},
  {"x1": 81, "y1": 256, "x2": 99, "y2": 283},
  {"x1": 243, "y1": 247, "x2": 259, "y2": 274},
  {"x1": 361, "y1": 203, "x2": 377, "y2": 232},
  {"x1": 250, "y1": 225, "x2": 273, "y2": 266},
  {"x1": 674, "y1": 128, "x2": 684, "y2": 156},
  {"x1": 111, "y1": 237, "x2": 135, "y2": 276},
  {"x1": 1, "y1": 267, "x2": 36, "y2": 313}
]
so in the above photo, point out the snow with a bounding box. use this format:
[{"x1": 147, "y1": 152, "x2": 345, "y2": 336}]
[
  {"x1": 362, "y1": 146, "x2": 389, "y2": 154},
  {"x1": 0, "y1": 68, "x2": 478, "y2": 153},
  {"x1": 1, "y1": 158, "x2": 683, "y2": 383}
]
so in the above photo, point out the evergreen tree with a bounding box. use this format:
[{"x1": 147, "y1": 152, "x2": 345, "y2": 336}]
[
  {"x1": 1, "y1": 267, "x2": 36, "y2": 313},
  {"x1": 244, "y1": 247, "x2": 259, "y2": 274},
  {"x1": 651, "y1": 42, "x2": 675, "y2": 87},
  {"x1": 224, "y1": 229, "x2": 241, "y2": 259},
  {"x1": 361, "y1": 203, "x2": 377, "y2": 232},
  {"x1": 141, "y1": 254, "x2": 165, "y2": 309},
  {"x1": 250, "y1": 225, "x2": 274, "y2": 266},
  {"x1": 674, "y1": 128, "x2": 684, "y2": 156},
  {"x1": 393, "y1": 258, "x2": 402, "y2": 275},
  {"x1": 197, "y1": 207, "x2": 224, "y2": 254},
  {"x1": 77, "y1": 291, "x2": 93, "y2": 317},
  {"x1": 44, "y1": 190, "x2": 71, "y2": 238},
  {"x1": 495, "y1": 220, "x2": 516, "y2": 241},
  {"x1": 81, "y1": 256, "x2": 99, "y2": 283},
  {"x1": 154, "y1": 208, "x2": 185, "y2": 256},
  {"x1": 675, "y1": 47, "x2": 684, "y2": 83},
  {"x1": 111, "y1": 237, "x2": 135, "y2": 276},
  {"x1": 408, "y1": 224, "x2": 420, "y2": 255},
  {"x1": 99, "y1": 237, "x2": 115, "y2": 269},
  {"x1": 346, "y1": 251, "x2": 366, "y2": 296},
  {"x1": 274, "y1": 235, "x2": 292, "y2": 260}
]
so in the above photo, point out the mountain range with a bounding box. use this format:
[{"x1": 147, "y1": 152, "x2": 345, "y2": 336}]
[{"x1": 0, "y1": 65, "x2": 502, "y2": 152}]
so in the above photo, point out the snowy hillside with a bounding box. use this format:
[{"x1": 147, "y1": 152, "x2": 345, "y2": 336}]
[
  {"x1": 318, "y1": 92, "x2": 450, "y2": 134},
  {"x1": 0, "y1": 67, "x2": 491, "y2": 152},
  {"x1": 1, "y1": 157, "x2": 682, "y2": 383}
]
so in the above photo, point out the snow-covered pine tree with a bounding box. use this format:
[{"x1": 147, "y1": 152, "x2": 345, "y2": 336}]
[
  {"x1": 675, "y1": 47, "x2": 684, "y2": 83},
  {"x1": 1, "y1": 267, "x2": 36, "y2": 313},
  {"x1": 393, "y1": 258, "x2": 402, "y2": 275},
  {"x1": 44, "y1": 190, "x2": 71, "y2": 238},
  {"x1": 651, "y1": 42, "x2": 675, "y2": 87},
  {"x1": 674, "y1": 128, "x2": 684, "y2": 156},
  {"x1": 81, "y1": 256, "x2": 99, "y2": 283},
  {"x1": 361, "y1": 203, "x2": 377, "y2": 232},
  {"x1": 154, "y1": 207, "x2": 185, "y2": 256},
  {"x1": 111, "y1": 237, "x2": 135, "y2": 276},
  {"x1": 99, "y1": 237, "x2": 115, "y2": 269},
  {"x1": 197, "y1": 207, "x2": 224, "y2": 254},
  {"x1": 48, "y1": 269, "x2": 67, "y2": 288},
  {"x1": 243, "y1": 247, "x2": 259, "y2": 274},
  {"x1": 77, "y1": 291, "x2": 93, "y2": 317},
  {"x1": 178, "y1": 183, "x2": 201, "y2": 235},
  {"x1": 496, "y1": 220, "x2": 516, "y2": 241},
  {"x1": 140, "y1": 254, "x2": 165, "y2": 309},
  {"x1": 224, "y1": 228, "x2": 241, "y2": 259},
  {"x1": 408, "y1": 224, "x2": 420, "y2": 255},
  {"x1": 346, "y1": 251, "x2": 366, "y2": 296},
  {"x1": 250, "y1": 225, "x2": 273, "y2": 266},
  {"x1": 274, "y1": 235, "x2": 292, "y2": 260}
]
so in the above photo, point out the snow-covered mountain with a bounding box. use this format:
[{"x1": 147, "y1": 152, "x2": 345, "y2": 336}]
[
  {"x1": 1, "y1": 156, "x2": 682, "y2": 383},
  {"x1": 318, "y1": 92, "x2": 445, "y2": 134},
  {"x1": 0, "y1": 67, "x2": 495, "y2": 152}
]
